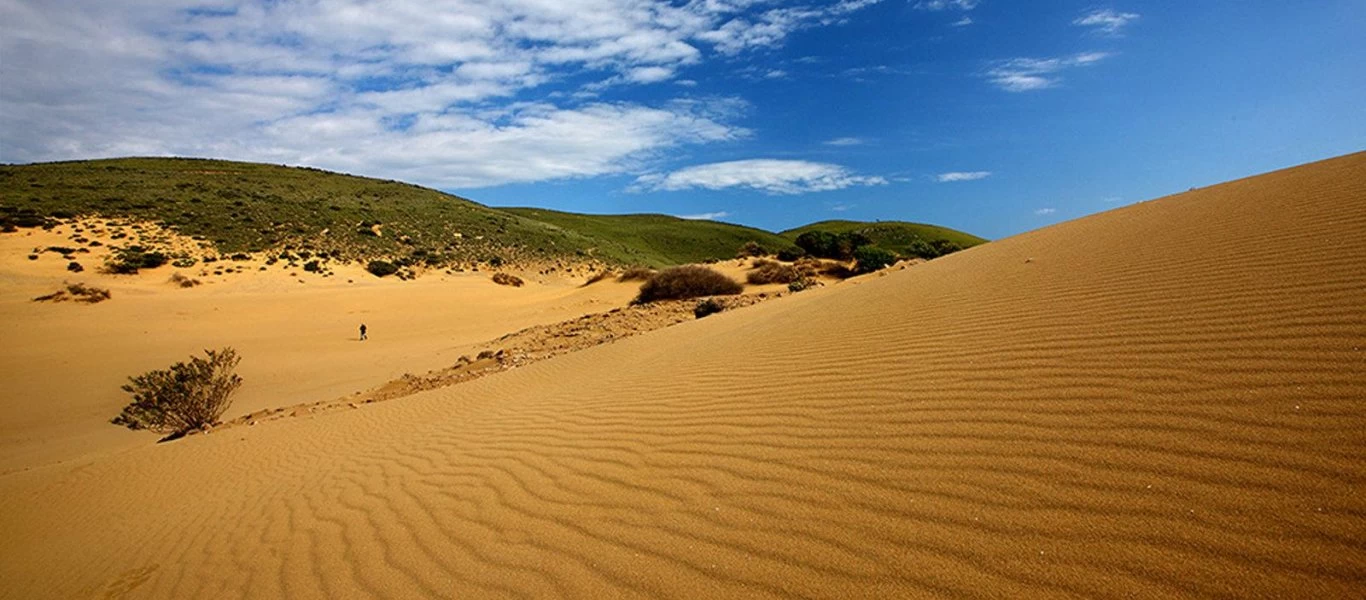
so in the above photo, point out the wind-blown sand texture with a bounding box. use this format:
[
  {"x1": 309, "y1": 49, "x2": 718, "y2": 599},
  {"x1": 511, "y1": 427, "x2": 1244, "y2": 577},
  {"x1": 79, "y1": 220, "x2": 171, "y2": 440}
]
[{"x1": 3, "y1": 152, "x2": 1365, "y2": 598}]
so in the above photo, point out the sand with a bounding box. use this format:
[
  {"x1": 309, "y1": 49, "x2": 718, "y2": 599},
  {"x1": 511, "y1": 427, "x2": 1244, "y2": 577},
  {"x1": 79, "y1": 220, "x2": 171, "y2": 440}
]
[{"x1": 2, "y1": 152, "x2": 1365, "y2": 598}]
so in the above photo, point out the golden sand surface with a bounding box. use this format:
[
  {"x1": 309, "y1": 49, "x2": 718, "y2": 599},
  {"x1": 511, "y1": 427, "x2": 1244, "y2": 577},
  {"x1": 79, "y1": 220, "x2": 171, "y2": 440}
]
[{"x1": 2, "y1": 152, "x2": 1364, "y2": 598}]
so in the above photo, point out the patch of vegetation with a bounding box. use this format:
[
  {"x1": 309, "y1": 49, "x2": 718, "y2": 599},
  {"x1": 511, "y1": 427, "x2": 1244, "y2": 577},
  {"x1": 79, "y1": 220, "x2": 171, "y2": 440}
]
[
  {"x1": 169, "y1": 272, "x2": 201, "y2": 288},
  {"x1": 736, "y1": 240, "x2": 769, "y2": 258},
  {"x1": 853, "y1": 245, "x2": 898, "y2": 274},
  {"x1": 782, "y1": 220, "x2": 985, "y2": 259},
  {"x1": 112, "y1": 348, "x2": 242, "y2": 436},
  {"x1": 366, "y1": 260, "x2": 398, "y2": 277},
  {"x1": 66, "y1": 261, "x2": 84, "y2": 272},
  {"x1": 776, "y1": 245, "x2": 806, "y2": 261},
  {"x1": 634, "y1": 266, "x2": 742, "y2": 304},
  {"x1": 491, "y1": 272, "x2": 524, "y2": 287},
  {"x1": 694, "y1": 298, "x2": 725, "y2": 319},
  {"x1": 33, "y1": 282, "x2": 111, "y2": 304},
  {"x1": 104, "y1": 245, "x2": 168, "y2": 274},
  {"x1": 746, "y1": 259, "x2": 805, "y2": 284},
  {"x1": 582, "y1": 270, "x2": 614, "y2": 286},
  {"x1": 501, "y1": 208, "x2": 791, "y2": 267},
  {"x1": 788, "y1": 278, "x2": 816, "y2": 292},
  {"x1": 617, "y1": 267, "x2": 656, "y2": 282}
]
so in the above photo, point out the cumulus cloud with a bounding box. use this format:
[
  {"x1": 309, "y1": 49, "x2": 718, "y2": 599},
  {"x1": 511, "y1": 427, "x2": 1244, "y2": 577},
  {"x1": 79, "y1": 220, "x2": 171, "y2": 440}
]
[
  {"x1": 1034, "y1": 207, "x2": 1057, "y2": 215},
  {"x1": 951, "y1": 16, "x2": 974, "y2": 27},
  {"x1": 986, "y1": 52, "x2": 1111, "y2": 92},
  {"x1": 633, "y1": 159, "x2": 888, "y2": 194},
  {"x1": 0, "y1": 0, "x2": 882, "y2": 189},
  {"x1": 1074, "y1": 9, "x2": 1140, "y2": 35},
  {"x1": 935, "y1": 171, "x2": 991, "y2": 182}
]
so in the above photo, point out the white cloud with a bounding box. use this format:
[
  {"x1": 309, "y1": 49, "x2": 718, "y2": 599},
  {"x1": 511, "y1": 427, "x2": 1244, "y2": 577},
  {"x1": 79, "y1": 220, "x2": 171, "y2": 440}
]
[
  {"x1": 914, "y1": 0, "x2": 979, "y2": 10},
  {"x1": 677, "y1": 211, "x2": 732, "y2": 220},
  {"x1": 0, "y1": 0, "x2": 883, "y2": 189},
  {"x1": 764, "y1": 69, "x2": 788, "y2": 79},
  {"x1": 823, "y1": 136, "x2": 865, "y2": 146},
  {"x1": 951, "y1": 16, "x2": 973, "y2": 27},
  {"x1": 936, "y1": 171, "x2": 991, "y2": 182},
  {"x1": 1034, "y1": 207, "x2": 1057, "y2": 215},
  {"x1": 1073, "y1": 9, "x2": 1140, "y2": 35},
  {"x1": 830, "y1": 203, "x2": 855, "y2": 212},
  {"x1": 634, "y1": 159, "x2": 888, "y2": 194},
  {"x1": 986, "y1": 52, "x2": 1112, "y2": 92}
]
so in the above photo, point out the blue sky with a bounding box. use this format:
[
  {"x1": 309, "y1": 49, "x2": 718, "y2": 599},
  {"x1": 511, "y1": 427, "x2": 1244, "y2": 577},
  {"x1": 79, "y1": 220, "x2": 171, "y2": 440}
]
[{"x1": 2, "y1": 1, "x2": 1363, "y2": 239}]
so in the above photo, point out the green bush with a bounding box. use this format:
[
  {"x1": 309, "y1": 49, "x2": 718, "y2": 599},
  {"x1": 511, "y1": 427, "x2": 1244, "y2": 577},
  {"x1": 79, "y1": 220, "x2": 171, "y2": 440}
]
[
  {"x1": 788, "y1": 278, "x2": 815, "y2": 292},
  {"x1": 634, "y1": 265, "x2": 742, "y2": 304},
  {"x1": 112, "y1": 348, "x2": 242, "y2": 435},
  {"x1": 104, "y1": 246, "x2": 168, "y2": 274},
  {"x1": 794, "y1": 231, "x2": 838, "y2": 258},
  {"x1": 853, "y1": 245, "x2": 898, "y2": 274},
  {"x1": 776, "y1": 245, "x2": 806, "y2": 261},
  {"x1": 302, "y1": 260, "x2": 321, "y2": 272},
  {"x1": 366, "y1": 260, "x2": 398, "y2": 277}
]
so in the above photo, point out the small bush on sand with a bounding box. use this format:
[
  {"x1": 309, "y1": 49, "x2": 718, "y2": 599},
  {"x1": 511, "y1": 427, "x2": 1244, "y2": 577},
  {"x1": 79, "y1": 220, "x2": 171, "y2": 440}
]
[
  {"x1": 736, "y1": 240, "x2": 769, "y2": 258},
  {"x1": 169, "y1": 272, "x2": 201, "y2": 288},
  {"x1": 33, "y1": 282, "x2": 112, "y2": 304},
  {"x1": 853, "y1": 246, "x2": 898, "y2": 274},
  {"x1": 694, "y1": 298, "x2": 725, "y2": 319},
  {"x1": 492, "y1": 272, "x2": 524, "y2": 287},
  {"x1": 67, "y1": 261, "x2": 84, "y2": 272},
  {"x1": 746, "y1": 260, "x2": 802, "y2": 285},
  {"x1": 788, "y1": 278, "x2": 816, "y2": 292},
  {"x1": 104, "y1": 246, "x2": 168, "y2": 274},
  {"x1": 112, "y1": 348, "x2": 242, "y2": 436},
  {"x1": 366, "y1": 260, "x2": 398, "y2": 277},
  {"x1": 634, "y1": 265, "x2": 742, "y2": 304},
  {"x1": 617, "y1": 267, "x2": 656, "y2": 282},
  {"x1": 303, "y1": 260, "x2": 321, "y2": 273}
]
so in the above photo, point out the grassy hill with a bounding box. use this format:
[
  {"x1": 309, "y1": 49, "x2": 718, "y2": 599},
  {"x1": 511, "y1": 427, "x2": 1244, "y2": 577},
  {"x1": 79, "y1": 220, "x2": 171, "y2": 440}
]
[
  {"x1": 781, "y1": 220, "x2": 988, "y2": 256},
  {"x1": 499, "y1": 208, "x2": 791, "y2": 267},
  {"x1": 1, "y1": 157, "x2": 986, "y2": 269}
]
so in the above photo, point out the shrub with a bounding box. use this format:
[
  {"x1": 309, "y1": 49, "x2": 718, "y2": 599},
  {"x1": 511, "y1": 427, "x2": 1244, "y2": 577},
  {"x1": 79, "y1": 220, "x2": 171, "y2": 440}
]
[
  {"x1": 33, "y1": 283, "x2": 111, "y2": 304},
  {"x1": 694, "y1": 298, "x2": 725, "y2": 319},
  {"x1": 492, "y1": 272, "x2": 524, "y2": 287},
  {"x1": 746, "y1": 260, "x2": 802, "y2": 284},
  {"x1": 104, "y1": 246, "x2": 168, "y2": 274},
  {"x1": 736, "y1": 240, "x2": 768, "y2": 258},
  {"x1": 169, "y1": 273, "x2": 201, "y2": 288},
  {"x1": 634, "y1": 265, "x2": 742, "y2": 304},
  {"x1": 366, "y1": 260, "x2": 398, "y2": 277},
  {"x1": 788, "y1": 278, "x2": 816, "y2": 292},
  {"x1": 302, "y1": 260, "x2": 321, "y2": 272},
  {"x1": 617, "y1": 267, "x2": 656, "y2": 282},
  {"x1": 171, "y1": 257, "x2": 197, "y2": 268},
  {"x1": 853, "y1": 245, "x2": 898, "y2": 274},
  {"x1": 582, "y1": 270, "x2": 614, "y2": 286},
  {"x1": 67, "y1": 261, "x2": 84, "y2": 272},
  {"x1": 794, "y1": 231, "x2": 838, "y2": 259},
  {"x1": 112, "y1": 348, "x2": 242, "y2": 435},
  {"x1": 776, "y1": 245, "x2": 806, "y2": 262}
]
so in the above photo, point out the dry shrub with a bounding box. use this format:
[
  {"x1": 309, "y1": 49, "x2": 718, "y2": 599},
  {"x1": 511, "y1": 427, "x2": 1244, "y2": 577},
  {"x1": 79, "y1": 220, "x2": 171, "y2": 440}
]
[
  {"x1": 746, "y1": 260, "x2": 803, "y2": 284},
  {"x1": 169, "y1": 272, "x2": 201, "y2": 288},
  {"x1": 617, "y1": 267, "x2": 656, "y2": 282},
  {"x1": 33, "y1": 282, "x2": 111, "y2": 304},
  {"x1": 492, "y1": 272, "x2": 524, "y2": 287},
  {"x1": 694, "y1": 298, "x2": 725, "y2": 319},
  {"x1": 112, "y1": 348, "x2": 242, "y2": 435},
  {"x1": 634, "y1": 265, "x2": 742, "y2": 304},
  {"x1": 821, "y1": 262, "x2": 856, "y2": 279},
  {"x1": 582, "y1": 270, "x2": 615, "y2": 286}
]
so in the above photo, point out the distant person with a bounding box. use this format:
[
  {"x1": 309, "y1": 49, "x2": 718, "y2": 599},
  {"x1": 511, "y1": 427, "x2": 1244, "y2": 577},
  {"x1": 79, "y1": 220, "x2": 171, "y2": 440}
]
[{"x1": 359, "y1": 324, "x2": 367, "y2": 341}]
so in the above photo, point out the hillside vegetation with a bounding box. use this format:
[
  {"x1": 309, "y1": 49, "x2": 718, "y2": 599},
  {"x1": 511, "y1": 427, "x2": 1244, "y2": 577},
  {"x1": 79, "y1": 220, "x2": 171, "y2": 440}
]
[
  {"x1": 0, "y1": 157, "x2": 985, "y2": 269},
  {"x1": 500, "y1": 208, "x2": 792, "y2": 267},
  {"x1": 782, "y1": 220, "x2": 988, "y2": 257}
]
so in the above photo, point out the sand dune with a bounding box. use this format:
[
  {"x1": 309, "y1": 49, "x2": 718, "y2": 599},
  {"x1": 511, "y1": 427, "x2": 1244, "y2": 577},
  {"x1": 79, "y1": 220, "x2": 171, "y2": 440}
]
[{"x1": 3, "y1": 152, "x2": 1365, "y2": 598}]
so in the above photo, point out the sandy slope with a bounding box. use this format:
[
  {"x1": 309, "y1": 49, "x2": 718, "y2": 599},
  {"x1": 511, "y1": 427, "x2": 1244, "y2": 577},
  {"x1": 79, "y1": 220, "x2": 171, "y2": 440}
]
[{"x1": 3, "y1": 152, "x2": 1366, "y2": 598}]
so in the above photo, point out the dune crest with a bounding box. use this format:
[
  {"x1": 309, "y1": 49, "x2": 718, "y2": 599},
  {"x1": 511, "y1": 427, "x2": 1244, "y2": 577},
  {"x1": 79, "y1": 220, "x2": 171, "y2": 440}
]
[{"x1": 2, "y1": 153, "x2": 1365, "y2": 598}]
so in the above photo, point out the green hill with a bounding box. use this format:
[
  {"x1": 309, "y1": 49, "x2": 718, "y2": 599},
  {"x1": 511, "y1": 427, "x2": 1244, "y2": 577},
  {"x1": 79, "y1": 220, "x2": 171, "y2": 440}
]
[
  {"x1": 499, "y1": 208, "x2": 790, "y2": 267},
  {"x1": 0, "y1": 157, "x2": 610, "y2": 267},
  {"x1": 0, "y1": 157, "x2": 986, "y2": 270},
  {"x1": 781, "y1": 220, "x2": 988, "y2": 256}
]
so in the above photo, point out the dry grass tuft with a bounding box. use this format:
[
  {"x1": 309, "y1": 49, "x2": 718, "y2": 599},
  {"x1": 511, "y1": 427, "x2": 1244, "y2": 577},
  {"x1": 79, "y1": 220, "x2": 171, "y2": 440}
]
[
  {"x1": 169, "y1": 272, "x2": 202, "y2": 288},
  {"x1": 33, "y1": 282, "x2": 112, "y2": 304},
  {"x1": 582, "y1": 270, "x2": 616, "y2": 286},
  {"x1": 617, "y1": 267, "x2": 656, "y2": 282}
]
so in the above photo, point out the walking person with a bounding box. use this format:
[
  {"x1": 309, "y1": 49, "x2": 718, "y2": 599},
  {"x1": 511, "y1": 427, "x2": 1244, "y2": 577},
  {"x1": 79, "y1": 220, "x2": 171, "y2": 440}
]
[{"x1": 359, "y1": 323, "x2": 367, "y2": 341}]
